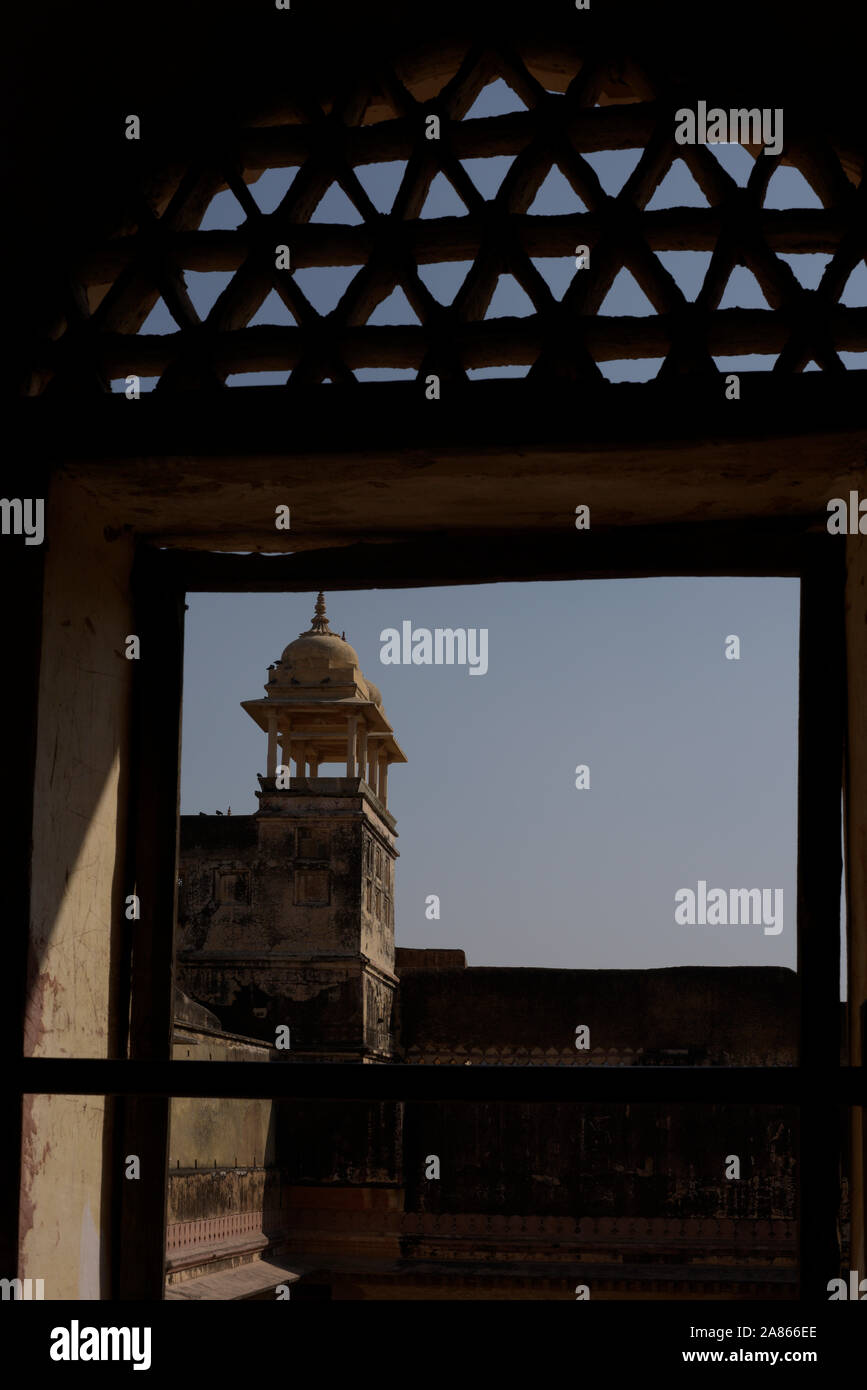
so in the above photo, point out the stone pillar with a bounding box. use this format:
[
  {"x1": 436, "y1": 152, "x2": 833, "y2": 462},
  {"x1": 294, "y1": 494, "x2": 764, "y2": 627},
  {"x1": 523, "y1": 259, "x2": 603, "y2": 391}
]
[
  {"x1": 357, "y1": 723, "x2": 368, "y2": 781},
  {"x1": 379, "y1": 754, "x2": 389, "y2": 807},
  {"x1": 346, "y1": 716, "x2": 357, "y2": 778},
  {"x1": 367, "y1": 741, "x2": 378, "y2": 795},
  {"x1": 280, "y1": 718, "x2": 291, "y2": 787},
  {"x1": 309, "y1": 752, "x2": 319, "y2": 776},
  {"x1": 295, "y1": 747, "x2": 306, "y2": 780},
  {"x1": 266, "y1": 711, "x2": 279, "y2": 778}
]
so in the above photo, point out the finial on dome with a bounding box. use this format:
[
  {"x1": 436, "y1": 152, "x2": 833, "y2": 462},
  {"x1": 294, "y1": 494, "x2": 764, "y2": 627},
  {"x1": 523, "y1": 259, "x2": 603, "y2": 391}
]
[{"x1": 303, "y1": 591, "x2": 332, "y2": 636}]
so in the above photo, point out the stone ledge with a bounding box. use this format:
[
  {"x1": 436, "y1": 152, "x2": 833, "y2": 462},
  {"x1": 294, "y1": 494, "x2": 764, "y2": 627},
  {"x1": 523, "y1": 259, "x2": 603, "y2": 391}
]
[
  {"x1": 166, "y1": 1257, "x2": 306, "y2": 1301},
  {"x1": 166, "y1": 1230, "x2": 271, "y2": 1275}
]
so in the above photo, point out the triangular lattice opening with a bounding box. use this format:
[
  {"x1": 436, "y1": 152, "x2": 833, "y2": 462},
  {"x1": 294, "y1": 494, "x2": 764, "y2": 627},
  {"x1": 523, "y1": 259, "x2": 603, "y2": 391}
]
[
  {"x1": 248, "y1": 167, "x2": 298, "y2": 214},
  {"x1": 416, "y1": 261, "x2": 473, "y2": 303},
  {"x1": 225, "y1": 370, "x2": 292, "y2": 386},
  {"x1": 459, "y1": 155, "x2": 516, "y2": 200},
  {"x1": 139, "y1": 297, "x2": 180, "y2": 334},
  {"x1": 598, "y1": 358, "x2": 665, "y2": 382},
  {"x1": 463, "y1": 78, "x2": 528, "y2": 118},
  {"x1": 310, "y1": 182, "x2": 364, "y2": 224},
  {"x1": 776, "y1": 253, "x2": 833, "y2": 290},
  {"x1": 598, "y1": 268, "x2": 656, "y2": 316},
  {"x1": 353, "y1": 161, "x2": 408, "y2": 213},
  {"x1": 199, "y1": 188, "x2": 247, "y2": 231},
  {"x1": 527, "y1": 166, "x2": 586, "y2": 214},
  {"x1": 706, "y1": 143, "x2": 756, "y2": 186},
  {"x1": 248, "y1": 291, "x2": 296, "y2": 326},
  {"x1": 713, "y1": 354, "x2": 779, "y2": 372},
  {"x1": 354, "y1": 367, "x2": 419, "y2": 381},
  {"x1": 292, "y1": 266, "x2": 361, "y2": 313},
  {"x1": 764, "y1": 165, "x2": 823, "y2": 209},
  {"x1": 419, "y1": 172, "x2": 469, "y2": 218},
  {"x1": 184, "y1": 271, "x2": 234, "y2": 320},
  {"x1": 645, "y1": 160, "x2": 710, "y2": 209},
  {"x1": 467, "y1": 365, "x2": 531, "y2": 378},
  {"x1": 366, "y1": 286, "x2": 422, "y2": 325},
  {"x1": 581, "y1": 149, "x2": 643, "y2": 196},
  {"x1": 655, "y1": 251, "x2": 713, "y2": 300},
  {"x1": 839, "y1": 263, "x2": 867, "y2": 306},
  {"x1": 531, "y1": 258, "x2": 577, "y2": 300},
  {"x1": 485, "y1": 274, "x2": 536, "y2": 318},
  {"x1": 717, "y1": 266, "x2": 770, "y2": 309}
]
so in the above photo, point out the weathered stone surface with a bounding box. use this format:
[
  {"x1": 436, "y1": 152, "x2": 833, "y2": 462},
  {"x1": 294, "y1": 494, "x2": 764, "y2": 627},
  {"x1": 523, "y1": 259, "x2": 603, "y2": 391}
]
[
  {"x1": 177, "y1": 784, "x2": 398, "y2": 1059},
  {"x1": 397, "y1": 965, "x2": 800, "y2": 1063}
]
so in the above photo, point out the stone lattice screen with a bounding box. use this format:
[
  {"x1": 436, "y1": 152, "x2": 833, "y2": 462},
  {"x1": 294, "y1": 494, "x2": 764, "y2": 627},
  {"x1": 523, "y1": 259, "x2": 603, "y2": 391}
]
[{"x1": 29, "y1": 41, "x2": 867, "y2": 394}]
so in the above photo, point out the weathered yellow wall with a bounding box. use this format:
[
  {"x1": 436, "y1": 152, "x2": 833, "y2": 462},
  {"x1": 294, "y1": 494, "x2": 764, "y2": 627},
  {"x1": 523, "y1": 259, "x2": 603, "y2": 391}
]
[
  {"x1": 169, "y1": 1029, "x2": 275, "y2": 1169},
  {"x1": 20, "y1": 474, "x2": 135, "y2": 1299}
]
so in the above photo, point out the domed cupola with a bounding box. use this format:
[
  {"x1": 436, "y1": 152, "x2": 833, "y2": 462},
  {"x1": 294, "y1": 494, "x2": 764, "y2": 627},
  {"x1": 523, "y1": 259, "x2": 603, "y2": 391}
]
[
  {"x1": 272, "y1": 593, "x2": 367, "y2": 694},
  {"x1": 241, "y1": 592, "x2": 406, "y2": 806}
]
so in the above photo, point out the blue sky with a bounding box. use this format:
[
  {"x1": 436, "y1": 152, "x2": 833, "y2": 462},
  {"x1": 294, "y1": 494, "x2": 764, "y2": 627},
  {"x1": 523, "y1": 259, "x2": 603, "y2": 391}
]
[
  {"x1": 172, "y1": 78, "x2": 848, "y2": 982},
  {"x1": 182, "y1": 578, "x2": 806, "y2": 974}
]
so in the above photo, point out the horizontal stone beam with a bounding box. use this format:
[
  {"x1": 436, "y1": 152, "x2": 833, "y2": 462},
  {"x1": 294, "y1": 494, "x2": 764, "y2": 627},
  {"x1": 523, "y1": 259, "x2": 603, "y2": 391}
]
[
  {"x1": 73, "y1": 208, "x2": 847, "y2": 282},
  {"x1": 41, "y1": 305, "x2": 867, "y2": 378},
  {"x1": 15, "y1": 1058, "x2": 867, "y2": 1103}
]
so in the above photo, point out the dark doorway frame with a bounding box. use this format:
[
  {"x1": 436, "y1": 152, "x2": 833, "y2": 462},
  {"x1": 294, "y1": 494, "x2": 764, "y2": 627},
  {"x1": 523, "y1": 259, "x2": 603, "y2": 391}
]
[{"x1": 12, "y1": 527, "x2": 861, "y2": 1299}]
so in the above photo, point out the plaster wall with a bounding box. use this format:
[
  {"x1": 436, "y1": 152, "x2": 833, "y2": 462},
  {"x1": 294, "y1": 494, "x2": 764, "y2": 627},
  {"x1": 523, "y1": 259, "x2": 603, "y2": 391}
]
[
  {"x1": 20, "y1": 475, "x2": 135, "y2": 1298},
  {"x1": 169, "y1": 1026, "x2": 275, "y2": 1169}
]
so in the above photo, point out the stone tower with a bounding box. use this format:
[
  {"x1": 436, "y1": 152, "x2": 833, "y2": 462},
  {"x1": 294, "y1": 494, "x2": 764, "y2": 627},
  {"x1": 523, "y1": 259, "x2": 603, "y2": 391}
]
[{"x1": 176, "y1": 594, "x2": 406, "y2": 1062}]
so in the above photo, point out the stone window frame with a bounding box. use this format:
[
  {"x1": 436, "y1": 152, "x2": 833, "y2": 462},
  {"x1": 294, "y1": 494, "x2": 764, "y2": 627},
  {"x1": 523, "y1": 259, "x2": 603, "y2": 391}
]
[
  {"x1": 13, "y1": 539, "x2": 854, "y2": 1300},
  {"x1": 294, "y1": 868, "x2": 331, "y2": 906},
  {"x1": 214, "y1": 867, "x2": 251, "y2": 905},
  {"x1": 8, "y1": 14, "x2": 867, "y2": 1311},
  {"x1": 297, "y1": 827, "x2": 331, "y2": 861}
]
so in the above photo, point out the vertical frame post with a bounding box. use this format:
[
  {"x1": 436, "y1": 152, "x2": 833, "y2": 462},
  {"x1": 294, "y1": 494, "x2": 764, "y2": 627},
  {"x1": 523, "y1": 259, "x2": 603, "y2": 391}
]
[
  {"x1": 797, "y1": 544, "x2": 846, "y2": 1296},
  {"x1": 116, "y1": 546, "x2": 185, "y2": 1298},
  {"x1": 0, "y1": 467, "x2": 47, "y2": 1280},
  {"x1": 844, "y1": 537, "x2": 867, "y2": 1278}
]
